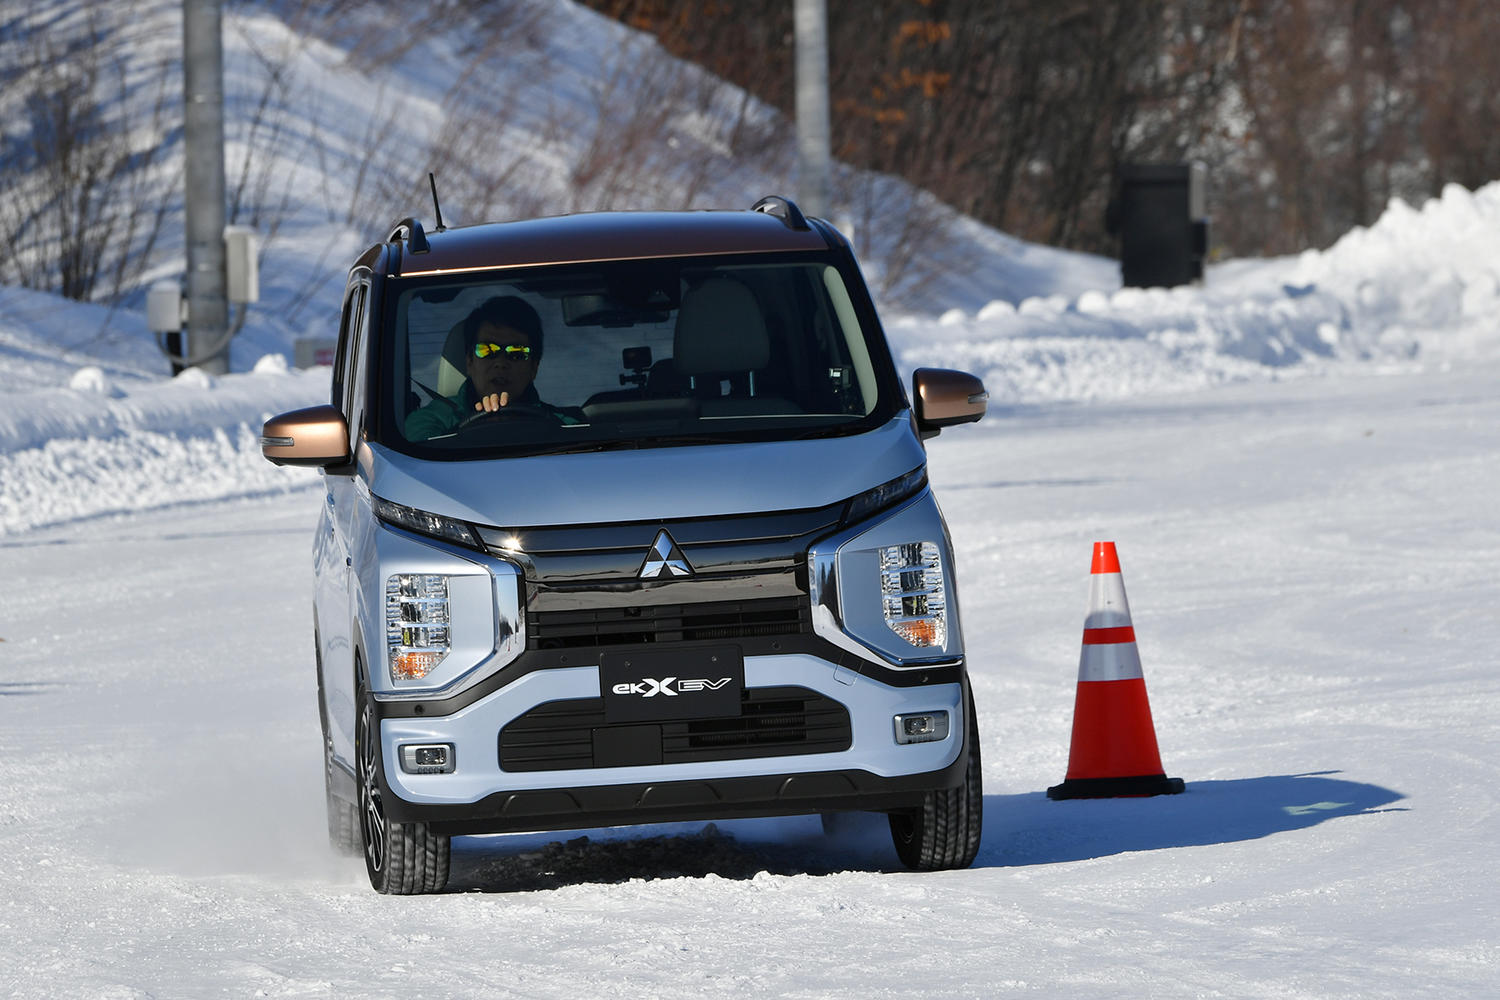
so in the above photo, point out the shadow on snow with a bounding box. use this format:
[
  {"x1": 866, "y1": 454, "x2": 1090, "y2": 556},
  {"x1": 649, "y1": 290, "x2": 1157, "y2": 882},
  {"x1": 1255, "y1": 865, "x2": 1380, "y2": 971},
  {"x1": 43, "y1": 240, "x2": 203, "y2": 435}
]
[
  {"x1": 978, "y1": 771, "x2": 1405, "y2": 868},
  {"x1": 440, "y1": 771, "x2": 1402, "y2": 893}
]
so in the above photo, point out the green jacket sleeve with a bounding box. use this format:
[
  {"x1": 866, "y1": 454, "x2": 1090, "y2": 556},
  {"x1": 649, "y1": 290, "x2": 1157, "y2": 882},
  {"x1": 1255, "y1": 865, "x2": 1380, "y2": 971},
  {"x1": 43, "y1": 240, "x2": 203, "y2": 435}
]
[{"x1": 403, "y1": 390, "x2": 469, "y2": 440}]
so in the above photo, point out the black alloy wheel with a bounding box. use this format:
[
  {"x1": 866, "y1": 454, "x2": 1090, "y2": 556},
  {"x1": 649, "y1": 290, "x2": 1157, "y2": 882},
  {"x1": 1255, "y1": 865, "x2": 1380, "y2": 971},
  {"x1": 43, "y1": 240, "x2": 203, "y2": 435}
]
[{"x1": 355, "y1": 676, "x2": 450, "y2": 894}]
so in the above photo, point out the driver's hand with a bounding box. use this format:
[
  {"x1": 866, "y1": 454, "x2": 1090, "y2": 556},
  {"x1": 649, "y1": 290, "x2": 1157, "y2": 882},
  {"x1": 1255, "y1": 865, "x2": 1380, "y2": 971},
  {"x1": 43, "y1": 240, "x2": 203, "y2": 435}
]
[{"x1": 475, "y1": 391, "x2": 511, "y2": 413}]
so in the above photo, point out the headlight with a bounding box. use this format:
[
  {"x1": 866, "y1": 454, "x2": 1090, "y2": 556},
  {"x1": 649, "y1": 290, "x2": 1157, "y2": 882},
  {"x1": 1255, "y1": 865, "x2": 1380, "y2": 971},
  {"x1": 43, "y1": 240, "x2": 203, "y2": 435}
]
[
  {"x1": 371, "y1": 494, "x2": 481, "y2": 550},
  {"x1": 808, "y1": 488, "x2": 962, "y2": 667},
  {"x1": 386, "y1": 574, "x2": 450, "y2": 681},
  {"x1": 879, "y1": 542, "x2": 947, "y2": 648},
  {"x1": 843, "y1": 465, "x2": 926, "y2": 525}
]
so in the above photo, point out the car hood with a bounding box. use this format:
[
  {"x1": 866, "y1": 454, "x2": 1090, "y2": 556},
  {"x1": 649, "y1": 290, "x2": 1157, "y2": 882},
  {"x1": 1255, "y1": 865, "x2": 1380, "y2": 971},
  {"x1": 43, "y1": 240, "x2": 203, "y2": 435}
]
[{"x1": 361, "y1": 414, "x2": 925, "y2": 527}]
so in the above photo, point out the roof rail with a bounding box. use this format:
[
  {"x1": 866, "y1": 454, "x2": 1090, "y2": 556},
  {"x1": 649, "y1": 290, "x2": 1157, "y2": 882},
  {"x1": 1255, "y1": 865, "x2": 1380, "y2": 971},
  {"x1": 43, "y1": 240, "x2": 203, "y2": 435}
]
[
  {"x1": 751, "y1": 195, "x2": 810, "y2": 232},
  {"x1": 387, "y1": 216, "x2": 430, "y2": 254}
]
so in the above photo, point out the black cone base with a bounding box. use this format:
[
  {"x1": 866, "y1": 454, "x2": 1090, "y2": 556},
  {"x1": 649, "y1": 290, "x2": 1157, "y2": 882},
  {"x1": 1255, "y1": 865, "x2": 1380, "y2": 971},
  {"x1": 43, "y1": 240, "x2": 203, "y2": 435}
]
[{"x1": 1046, "y1": 773, "x2": 1185, "y2": 800}]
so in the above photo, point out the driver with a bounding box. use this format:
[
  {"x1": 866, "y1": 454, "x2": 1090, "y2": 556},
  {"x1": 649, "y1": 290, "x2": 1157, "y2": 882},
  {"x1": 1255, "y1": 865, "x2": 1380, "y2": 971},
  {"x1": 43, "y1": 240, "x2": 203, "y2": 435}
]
[{"x1": 405, "y1": 296, "x2": 577, "y2": 440}]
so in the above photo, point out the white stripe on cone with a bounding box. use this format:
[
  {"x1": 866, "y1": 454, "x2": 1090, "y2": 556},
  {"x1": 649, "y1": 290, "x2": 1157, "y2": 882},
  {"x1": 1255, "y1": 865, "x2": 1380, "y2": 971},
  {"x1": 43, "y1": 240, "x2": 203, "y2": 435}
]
[
  {"x1": 1077, "y1": 571, "x2": 1145, "y2": 683},
  {"x1": 1078, "y1": 635, "x2": 1144, "y2": 682}
]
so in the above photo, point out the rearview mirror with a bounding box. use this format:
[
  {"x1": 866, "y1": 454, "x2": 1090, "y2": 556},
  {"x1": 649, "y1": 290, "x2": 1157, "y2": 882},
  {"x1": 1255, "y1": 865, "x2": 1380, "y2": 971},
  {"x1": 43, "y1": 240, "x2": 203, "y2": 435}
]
[
  {"x1": 912, "y1": 368, "x2": 988, "y2": 438},
  {"x1": 260, "y1": 405, "x2": 350, "y2": 467}
]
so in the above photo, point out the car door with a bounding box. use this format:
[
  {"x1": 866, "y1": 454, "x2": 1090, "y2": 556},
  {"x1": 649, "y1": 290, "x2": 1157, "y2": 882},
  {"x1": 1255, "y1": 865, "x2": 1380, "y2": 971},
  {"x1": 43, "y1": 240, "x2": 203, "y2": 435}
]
[{"x1": 315, "y1": 274, "x2": 370, "y2": 767}]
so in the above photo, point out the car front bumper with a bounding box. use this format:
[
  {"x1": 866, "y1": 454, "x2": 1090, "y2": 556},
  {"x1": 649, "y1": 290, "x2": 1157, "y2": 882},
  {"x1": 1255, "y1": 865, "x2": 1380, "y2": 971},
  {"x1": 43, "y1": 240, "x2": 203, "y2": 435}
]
[{"x1": 375, "y1": 654, "x2": 970, "y2": 835}]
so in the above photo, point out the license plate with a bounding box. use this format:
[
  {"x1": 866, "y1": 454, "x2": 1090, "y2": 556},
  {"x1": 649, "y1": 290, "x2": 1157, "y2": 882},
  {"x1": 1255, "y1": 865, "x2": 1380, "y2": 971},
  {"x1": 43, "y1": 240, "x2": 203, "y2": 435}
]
[{"x1": 599, "y1": 645, "x2": 744, "y2": 724}]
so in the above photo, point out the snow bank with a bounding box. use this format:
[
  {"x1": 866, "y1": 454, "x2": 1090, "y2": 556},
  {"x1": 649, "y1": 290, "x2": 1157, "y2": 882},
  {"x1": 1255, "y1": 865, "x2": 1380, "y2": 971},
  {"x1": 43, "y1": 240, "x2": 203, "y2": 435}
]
[
  {"x1": 0, "y1": 362, "x2": 325, "y2": 535},
  {"x1": 1288, "y1": 182, "x2": 1500, "y2": 361},
  {"x1": 883, "y1": 181, "x2": 1500, "y2": 402}
]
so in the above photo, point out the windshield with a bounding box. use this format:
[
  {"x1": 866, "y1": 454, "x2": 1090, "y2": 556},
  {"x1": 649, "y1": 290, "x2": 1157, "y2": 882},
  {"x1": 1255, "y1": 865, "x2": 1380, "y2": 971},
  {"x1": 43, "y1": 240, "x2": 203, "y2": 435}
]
[{"x1": 376, "y1": 254, "x2": 898, "y2": 458}]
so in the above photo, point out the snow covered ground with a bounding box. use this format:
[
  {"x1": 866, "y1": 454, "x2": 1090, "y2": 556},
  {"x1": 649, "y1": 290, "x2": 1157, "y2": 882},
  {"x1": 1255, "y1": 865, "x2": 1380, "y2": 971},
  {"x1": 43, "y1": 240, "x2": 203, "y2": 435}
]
[
  {"x1": 2, "y1": 360, "x2": 1496, "y2": 998},
  {"x1": 3, "y1": 1, "x2": 1500, "y2": 994}
]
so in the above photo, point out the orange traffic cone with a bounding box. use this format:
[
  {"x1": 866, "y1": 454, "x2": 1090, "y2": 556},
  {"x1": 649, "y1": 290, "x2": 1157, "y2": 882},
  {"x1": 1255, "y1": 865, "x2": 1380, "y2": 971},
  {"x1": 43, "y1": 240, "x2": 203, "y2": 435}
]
[{"x1": 1047, "y1": 542, "x2": 1184, "y2": 800}]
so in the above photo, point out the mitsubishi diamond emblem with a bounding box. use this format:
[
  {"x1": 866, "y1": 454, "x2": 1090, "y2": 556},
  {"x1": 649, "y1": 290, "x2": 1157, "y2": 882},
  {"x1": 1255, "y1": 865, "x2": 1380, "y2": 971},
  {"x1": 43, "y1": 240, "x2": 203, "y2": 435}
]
[{"x1": 639, "y1": 530, "x2": 692, "y2": 579}]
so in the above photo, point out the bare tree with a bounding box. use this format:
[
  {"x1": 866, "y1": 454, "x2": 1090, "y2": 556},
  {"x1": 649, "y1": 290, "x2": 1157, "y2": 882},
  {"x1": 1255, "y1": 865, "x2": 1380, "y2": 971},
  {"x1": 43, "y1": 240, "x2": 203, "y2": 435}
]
[
  {"x1": 1411, "y1": 0, "x2": 1500, "y2": 193},
  {"x1": 583, "y1": 0, "x2": 1500, "y2": 258},
  {"x1": 0, "y1": 1, "x2": 177, "y2": 301}
]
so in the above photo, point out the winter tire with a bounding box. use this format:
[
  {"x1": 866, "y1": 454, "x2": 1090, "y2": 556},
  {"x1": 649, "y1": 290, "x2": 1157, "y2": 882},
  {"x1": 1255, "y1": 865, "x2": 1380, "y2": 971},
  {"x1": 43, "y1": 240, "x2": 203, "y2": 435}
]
[
  {"x1": 889, "y1": 701, "x2": 983, "y2": 870},
  {"x1": 356, "y1": 676, "x2": 450, "y2": 894}
]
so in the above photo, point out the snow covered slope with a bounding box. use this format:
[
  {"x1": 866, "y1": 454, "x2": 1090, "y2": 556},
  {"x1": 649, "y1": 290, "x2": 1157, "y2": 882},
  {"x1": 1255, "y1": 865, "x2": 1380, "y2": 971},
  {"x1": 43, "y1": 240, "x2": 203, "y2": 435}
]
[{"x1": 0, "y1": 0, "x2": 1112, "y2": 375}]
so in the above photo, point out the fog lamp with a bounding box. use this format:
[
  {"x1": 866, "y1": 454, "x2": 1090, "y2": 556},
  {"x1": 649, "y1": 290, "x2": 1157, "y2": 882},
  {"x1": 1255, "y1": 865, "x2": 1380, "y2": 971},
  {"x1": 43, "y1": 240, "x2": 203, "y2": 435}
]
[
  {"x1": 893, "y1": 711, "x2": 950, "y2": 745},
  {"x1": 399, "y1": 743, "x2": 455, "y2": 774},
  {"x1": 386, "y1": 574, "x2": 450, "y2": 682},
  {"x1": 878, "y1": 541, "x2": 947, "y2": 648}
]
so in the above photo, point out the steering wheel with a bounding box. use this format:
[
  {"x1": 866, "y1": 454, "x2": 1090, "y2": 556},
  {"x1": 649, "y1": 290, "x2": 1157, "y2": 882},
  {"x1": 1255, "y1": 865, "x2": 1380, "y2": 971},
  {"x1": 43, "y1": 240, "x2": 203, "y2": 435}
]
[{"x1": 456, "y1": 403, "x2": 557, "y2": 431}]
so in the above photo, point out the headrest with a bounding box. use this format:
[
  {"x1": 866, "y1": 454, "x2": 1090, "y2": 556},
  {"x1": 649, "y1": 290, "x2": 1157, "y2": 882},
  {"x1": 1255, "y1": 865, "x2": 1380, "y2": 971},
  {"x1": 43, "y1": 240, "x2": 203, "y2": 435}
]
[{"x1": 673, "y1": 278, "x2": 769, "y2": 376}]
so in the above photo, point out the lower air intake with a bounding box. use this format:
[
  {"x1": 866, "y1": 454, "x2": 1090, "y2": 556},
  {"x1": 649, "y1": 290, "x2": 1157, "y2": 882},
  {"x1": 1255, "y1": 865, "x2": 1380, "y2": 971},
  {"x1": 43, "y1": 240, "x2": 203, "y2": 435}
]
[{"x1": 499, "y1": 686, "x2": 850, "y2": 772}]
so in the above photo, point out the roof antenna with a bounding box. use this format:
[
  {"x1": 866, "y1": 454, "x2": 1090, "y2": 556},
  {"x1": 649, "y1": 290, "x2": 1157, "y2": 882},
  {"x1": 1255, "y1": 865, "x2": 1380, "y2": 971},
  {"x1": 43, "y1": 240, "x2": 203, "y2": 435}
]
[{"x1": 428, "y1": 172, "x2": 446, "y2": 232}]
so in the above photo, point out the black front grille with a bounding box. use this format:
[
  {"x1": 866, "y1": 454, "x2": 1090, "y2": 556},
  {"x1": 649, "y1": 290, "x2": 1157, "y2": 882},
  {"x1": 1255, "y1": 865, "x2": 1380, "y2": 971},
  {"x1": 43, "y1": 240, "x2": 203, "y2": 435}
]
[
  {"x1": 499, "y1": 686, "x2": 851, "y2": 772},
  {"x1": 527, "y1": 596, "x2": 811, "y2": 651}
]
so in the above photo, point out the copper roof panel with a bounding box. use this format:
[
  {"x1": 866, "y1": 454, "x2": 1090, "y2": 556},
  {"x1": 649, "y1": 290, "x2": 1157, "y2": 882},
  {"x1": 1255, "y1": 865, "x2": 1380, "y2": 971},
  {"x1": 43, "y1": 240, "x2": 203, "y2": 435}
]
[{"x1": 389, "y1": 210, "x2": 830, "y2": 276}]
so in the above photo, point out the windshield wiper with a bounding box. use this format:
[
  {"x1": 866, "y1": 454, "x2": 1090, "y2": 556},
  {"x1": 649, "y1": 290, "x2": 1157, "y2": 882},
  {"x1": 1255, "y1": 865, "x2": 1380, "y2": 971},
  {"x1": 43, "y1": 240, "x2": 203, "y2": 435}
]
[
  {"x1": 439, "y1": 427, "x2": 855, "y2": 459},
  {"x1": 490, "y1": 435, "x2": 725, "y2": 458},
  {"x1": 631, "y1": 434, "x2": 729, "y2": 448},
  {"x1": 491, "y1": 440, "x2": 626, "y2": 458},
  {"x1": 772, "y1": 419, "x2": 867, "y2": 441}
]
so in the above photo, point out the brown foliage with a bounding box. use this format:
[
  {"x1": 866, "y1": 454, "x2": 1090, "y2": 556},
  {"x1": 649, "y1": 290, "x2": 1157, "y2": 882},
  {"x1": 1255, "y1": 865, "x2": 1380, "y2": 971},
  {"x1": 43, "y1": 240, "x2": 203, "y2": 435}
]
[{"x1": 583, "y1": 0, "x2": 1500, "y2": 257}]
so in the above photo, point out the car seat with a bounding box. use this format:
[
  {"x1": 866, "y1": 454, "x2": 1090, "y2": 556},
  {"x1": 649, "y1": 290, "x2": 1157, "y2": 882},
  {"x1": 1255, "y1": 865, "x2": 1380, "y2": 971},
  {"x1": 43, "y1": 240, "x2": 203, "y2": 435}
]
[{"x1": 672, "y1": 278, "x2": 800, "y2": 417}]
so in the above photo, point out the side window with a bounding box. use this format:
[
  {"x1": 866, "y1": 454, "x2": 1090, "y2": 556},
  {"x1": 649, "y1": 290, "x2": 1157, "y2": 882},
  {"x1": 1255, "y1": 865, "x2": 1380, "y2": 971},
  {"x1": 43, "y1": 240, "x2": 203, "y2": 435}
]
[
  {"x1": 343, "y1": 282, "x2": 370, "y2": 449},
  {"x1": 330, "y1": 286, "x2": 356, "y2": 409}
]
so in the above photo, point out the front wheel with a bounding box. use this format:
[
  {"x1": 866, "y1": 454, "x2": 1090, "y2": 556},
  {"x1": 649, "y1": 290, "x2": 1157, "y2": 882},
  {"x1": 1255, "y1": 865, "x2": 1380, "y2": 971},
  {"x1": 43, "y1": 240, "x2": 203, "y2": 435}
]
[
  {"x1": 889, "y1": 701, "x2": 983, "y2": 870},
  {"x1": 356, "y1": 680, "x2": 449, "y2": 894}
]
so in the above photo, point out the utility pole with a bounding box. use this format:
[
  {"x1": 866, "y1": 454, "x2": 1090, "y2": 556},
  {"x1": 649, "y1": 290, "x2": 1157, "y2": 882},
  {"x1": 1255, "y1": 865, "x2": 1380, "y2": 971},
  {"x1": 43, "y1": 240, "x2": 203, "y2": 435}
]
[
  {"x1": 794, "y1": 0, "x2": 832, "y2": 220},
  {"x1": 182, "y1": 0, "x2": 229, "y2": 374}
]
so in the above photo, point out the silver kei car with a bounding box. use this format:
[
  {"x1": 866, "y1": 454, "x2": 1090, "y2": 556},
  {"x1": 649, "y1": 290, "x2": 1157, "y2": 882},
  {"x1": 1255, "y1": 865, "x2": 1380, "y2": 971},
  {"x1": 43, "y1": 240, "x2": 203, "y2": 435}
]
[{"x1": 261, "y1": 196, "x2": 989, "y2": 893}]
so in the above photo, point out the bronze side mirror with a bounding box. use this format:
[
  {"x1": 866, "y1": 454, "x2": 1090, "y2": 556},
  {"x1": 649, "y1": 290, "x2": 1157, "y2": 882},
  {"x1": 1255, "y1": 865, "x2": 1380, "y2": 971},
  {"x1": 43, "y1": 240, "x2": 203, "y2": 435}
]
[
  {"x1": 912, "y1": 368, "x2": 988, "y2": 438},
  {"x1": 260, "y1": 405, "x2": 351, "y2": 467}
]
